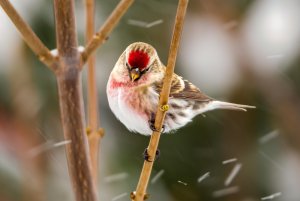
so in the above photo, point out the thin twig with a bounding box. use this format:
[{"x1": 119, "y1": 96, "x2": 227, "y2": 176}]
[
  {"x1": 53, "y1": 0, "x2": 98, "y2": 201},
  {"x1": 84, "y1": 0, "x2": 102, "y2": 185},
  {"x1": 81, "y1": 0, "x2": 134, "y2": 64},
  {"x1": 0, "y1": 0, "x2": 58, "y2": 72},
  {"x1": 132, "y1": 0, "x2": 188, "y2": 200}
]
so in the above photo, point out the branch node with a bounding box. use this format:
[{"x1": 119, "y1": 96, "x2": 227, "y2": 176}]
[
  {"x1": 50, "y1": 49, "x2": 59, "y2": 57},
  {"x1": 86, "y1": 127, "x2": 105, "y2": 138},
  {"x1": 130, "y1": 191, "x2": 136, "y2": 199},
  {"x1": 78, "y1": 46, "x2": 85, "y2": 53},
  {"x1": 93, "y1": 33, "x2": 101, "y2": 40},
  {"x1": 160, "y1": 104, "x2": 169, "y2": 112},
  {"x1": 86, "y1": 127, "x2": 92, "y2": 136},
  {"x1": 97, "y1": 128, "x2": 105, "y2": 137},
  {"x1": 38, "y1": 55, "x2": 46, "y2": 62},
  {"x1": 144, "y1": 193, "x2": 150, "y2": 200}
]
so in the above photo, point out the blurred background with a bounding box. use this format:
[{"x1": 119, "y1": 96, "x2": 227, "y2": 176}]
[{"x1": 1, "y1": 0, "x2": 300, "y2": 200}]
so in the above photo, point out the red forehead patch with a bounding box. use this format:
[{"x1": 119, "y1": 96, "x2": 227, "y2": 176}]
[{"x1": 128, "y1": 50, "x2": 150, "y2": 69}]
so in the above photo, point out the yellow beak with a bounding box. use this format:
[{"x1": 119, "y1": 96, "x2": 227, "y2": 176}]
[{"x1": 130, "y1": 69, "x2": 140, "y2": 81}]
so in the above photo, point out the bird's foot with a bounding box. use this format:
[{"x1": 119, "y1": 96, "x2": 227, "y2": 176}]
[
  {"x1": 148, "y1": 113, "x2": 165, "y2": 133},
  {"x1": 130, "y1": 191, "x2": 149, "y2": 200},
  {"x1": 149, "y1": 122, "x2": 165, "y2": 133},
  {"x1": 143, "y1": 148, "x2": 160, "y2": 162}
]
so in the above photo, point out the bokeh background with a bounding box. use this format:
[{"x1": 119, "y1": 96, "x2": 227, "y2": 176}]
[{"x1": 1, "y1": 0, "x2": 300, "y2": 201}]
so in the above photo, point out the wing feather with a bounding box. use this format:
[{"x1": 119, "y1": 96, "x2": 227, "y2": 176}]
[{"x1": 154, "y1": 73, "x2": 212, "y2": 102}]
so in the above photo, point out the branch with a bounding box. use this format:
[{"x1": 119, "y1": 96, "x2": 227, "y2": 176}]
[
  {"x1": 81, "y1": 0, "x2": 134, "y2": 64},
  {"x1": 0, "y1": 0, "x2": 58, "y2": 72},
  {"x1": 84, "y1": 0, "x2": 103, "y2": 184},
  {"x1": 53, "y1": 0, "x2": 98, "y2": 201},
  {"x1": 132, "y1": 0, "x2": 189, "y2": 200}
]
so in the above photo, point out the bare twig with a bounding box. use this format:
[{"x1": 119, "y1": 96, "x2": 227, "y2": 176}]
[
  {"x1": 1, "y1": 0, "x2": 134, "y2": 200},
  {"x1": 84, "y1": 0, "x2": 103, "y2": 184},
  {"x1": 131, "y1": 0, "x2": 188, "y2": 200},
  {"x1": 127, "y1": 19, "x2": 163, "y2": 28},
  {"x1": 0, "y1": 0, "x2": 58, "y2": 71},
  {"x1": 54, "y1": 0, "x2": 97, "y2": 201},
  {"x1": 81, "y1": 0, "x2": 134, "y2": 64}
]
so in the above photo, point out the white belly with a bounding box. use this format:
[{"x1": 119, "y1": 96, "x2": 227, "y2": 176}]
[{"x1": 107, "y1": 88, "x2": 153, "y2": 135}]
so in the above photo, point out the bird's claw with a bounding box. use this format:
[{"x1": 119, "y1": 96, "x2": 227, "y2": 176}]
[
  {"x1": 143, "y1": 148, "x2": 160, "y2": 162},
  {"x1": 130, "y1": 191, "x2": 149, "y2": 200},
  {"x1": 148, "y1": 114, "x2": 165, "y2": 133},
  {"x1": 149, "y1": 121, "x2": 165, "y2": 133}
]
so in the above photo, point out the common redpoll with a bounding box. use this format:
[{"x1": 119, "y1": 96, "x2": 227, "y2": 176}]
[{"x1": 107, "y1": 42, "x2": 255, "y2": 136}]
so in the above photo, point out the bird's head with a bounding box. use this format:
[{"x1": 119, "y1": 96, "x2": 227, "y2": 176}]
[
  {"x1": 125, "y1": 42, "x2": 160, "y2": 82},
  {"x1": 111, "y1": 42, "x2": 164, "y2": 85}
]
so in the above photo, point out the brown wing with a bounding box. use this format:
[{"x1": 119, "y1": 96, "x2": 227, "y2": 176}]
[{"x1": 154, "y1": 73, "x2": 212, "y2": 102}]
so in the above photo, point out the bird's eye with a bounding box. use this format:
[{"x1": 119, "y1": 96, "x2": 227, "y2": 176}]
[
  {"x1": 145, "y1": 65, "x2": 152, "y2": 72},
  {"x1": 126, "y1": 62, "x2": 130, "y2": 68}
]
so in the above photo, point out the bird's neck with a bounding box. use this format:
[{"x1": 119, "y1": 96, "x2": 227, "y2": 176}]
[{"x1": 109, "y1": 74, "x2": 150, "y2": 90}]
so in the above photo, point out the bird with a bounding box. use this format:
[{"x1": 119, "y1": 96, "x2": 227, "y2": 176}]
[{"x1": 107, "y1": 42, "x2": 255, "y2": 136}]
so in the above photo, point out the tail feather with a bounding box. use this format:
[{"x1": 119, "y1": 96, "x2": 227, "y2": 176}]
[{"x1": 210, "y1": 100, "x2": 256, "y2": 112}]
